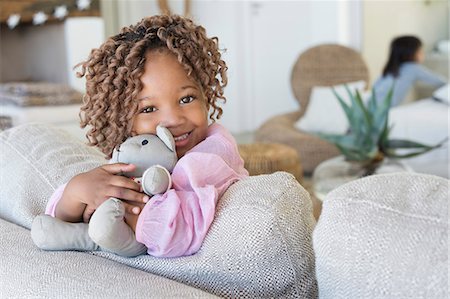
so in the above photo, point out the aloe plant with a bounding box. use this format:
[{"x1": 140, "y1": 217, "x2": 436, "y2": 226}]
[{"x1": 316, "y1": 85, "x2": 446, "y2": 164}]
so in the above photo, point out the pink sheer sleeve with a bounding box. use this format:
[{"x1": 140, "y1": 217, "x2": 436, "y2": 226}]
[{"x1": 45, "y1": 183, "x2": 67, "y2": 217}]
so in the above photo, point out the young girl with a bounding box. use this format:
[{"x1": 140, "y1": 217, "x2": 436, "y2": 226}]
[
  {"x1": 373, "y1": 35, "x2": 446, "y2": 107},
  {"x1": 37, "y1": 14, "x2": 248, "y2": 257}
]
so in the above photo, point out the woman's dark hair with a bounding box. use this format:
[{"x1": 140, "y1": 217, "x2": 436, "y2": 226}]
[{"x1": 382, "y1": 35, "x2": 422, "y2": 77}]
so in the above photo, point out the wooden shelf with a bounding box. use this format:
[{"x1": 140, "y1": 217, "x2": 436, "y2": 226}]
[{"x1": 0, "y1": 0, "x2": 100, "y2": 25}]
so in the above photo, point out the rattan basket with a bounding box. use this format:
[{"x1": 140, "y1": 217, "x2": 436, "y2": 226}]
[{"x1": 238, "y1": 143, "x2": 303, "y2": 182}]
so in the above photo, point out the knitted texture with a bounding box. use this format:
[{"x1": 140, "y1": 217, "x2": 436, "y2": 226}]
[
  {"x1": 93, "y1": 172, "x2": 318, "y2": 298},
  {"x1": 313, "y1": 172, "x2": 448, "y2": 299},
  {"x1": 0, "y1": 218, "x2": 216, "y2": 298},
  {"x1": 0, "y1": 123, "x2": 104, "y2": 229},
  {"x1": 0, "y1": 123, "x2": 318, "y2": 298}
]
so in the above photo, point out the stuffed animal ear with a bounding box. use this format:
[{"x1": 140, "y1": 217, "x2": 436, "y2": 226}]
[{"x1": 156, "y1": 125, "x2": 176, "y2": 152}]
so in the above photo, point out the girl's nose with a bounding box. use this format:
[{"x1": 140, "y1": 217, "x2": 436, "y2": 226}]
[{"x1": 159, "y1": 107, "x2": 185, "y2": 128}]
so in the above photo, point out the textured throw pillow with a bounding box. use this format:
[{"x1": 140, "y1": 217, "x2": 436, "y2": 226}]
[
  {"x1": 295, "y1": 80, "x2": 367, "y2": 134},
  {"x1": 0, "y1": 123, "x2": 318, "y2": 298},
  {"x1": 432, "y1": 83, "x2": 449, "y2": 104},
  {"x1": 388, "y1": 99, "x2": 449, "y2": 177},
  {"x1": 0, "y1": 123, "x2": 104, "y2": 228},
  {"x1": 313, "y1": 173, "x2": 448, "y2": 298}
]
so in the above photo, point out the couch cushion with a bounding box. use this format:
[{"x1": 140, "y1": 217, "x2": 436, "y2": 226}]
[
  {"x1": 0, "y1": 123, "x2": 318, "y2": 298},
  {"x1": 0, "y1": 218, "x2": 216, "y2": 298},
  {"x1": 0, "y1": 123, "x2": 104, "y2": 229},
  {"x1": 313, "y1": 173, "x2": 448, "y2": 298}
]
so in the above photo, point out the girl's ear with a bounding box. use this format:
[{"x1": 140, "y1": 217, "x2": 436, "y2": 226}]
[{"x1": 156, "y1": 125, "x2": 176, "y2": 152}]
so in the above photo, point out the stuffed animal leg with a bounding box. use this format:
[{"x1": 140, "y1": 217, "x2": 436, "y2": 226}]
[
  {"x1": 31, "y1": 215, "x2": 99, "y2": 251},
  {"x1": 84, "y1": 166, "x2": 170, "y2": 257},
  {"x1": 88, "y1": 198, "x2": 147, "y2": 257}
]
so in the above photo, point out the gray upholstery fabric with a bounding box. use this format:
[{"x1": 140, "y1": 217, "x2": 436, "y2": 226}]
[
  {"x1": 0, "y1": 123, "x2": 104, "y2": 229},
  {"x1": 313, "y1": 173, "x2": 448, "y2": 299},
  {"x1": 0, "y1": 123, "x2": 318, "y2": 298},
  {"x1": 93, "y1": 172, "x2": 318, "y2": 298},
  {"x1": 0, "y1": 218, "x2": 217, "y2": 298}
]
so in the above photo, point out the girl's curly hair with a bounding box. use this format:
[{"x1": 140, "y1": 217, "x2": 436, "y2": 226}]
[{"x1": 76, "y1": 14, "x2": 228, "y2": 158}]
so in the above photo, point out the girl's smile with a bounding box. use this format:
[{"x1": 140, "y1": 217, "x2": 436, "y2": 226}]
[{"x1": 173, "y1": 131, "x2": 191, "y2": 148}]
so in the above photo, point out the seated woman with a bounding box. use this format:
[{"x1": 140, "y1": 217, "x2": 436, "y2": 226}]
[{"x1": 373, "y1": 35, "x2": 446, "y2": 107}]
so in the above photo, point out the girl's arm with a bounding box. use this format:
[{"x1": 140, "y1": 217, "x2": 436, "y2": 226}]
[{"x1": 46, "y1": 163, "x2": 149, "y2": 223}]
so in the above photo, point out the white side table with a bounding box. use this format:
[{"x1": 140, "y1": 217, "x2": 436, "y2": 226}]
[{"x1": 312, "y1": 156, "x2": 413, "y2": 202}]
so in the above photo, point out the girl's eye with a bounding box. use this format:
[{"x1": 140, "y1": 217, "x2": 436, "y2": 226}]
[
  {"x1": 141, "y1": 106, "x2": 156, "y2": 113},
  {"x1": 180, "y1": 95, "x2": 195, "y2": 104}
]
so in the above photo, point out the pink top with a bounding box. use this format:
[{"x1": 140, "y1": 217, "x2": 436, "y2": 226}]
[{"x1": 46, "y1": 123, "x2": 248, "y2": 257}]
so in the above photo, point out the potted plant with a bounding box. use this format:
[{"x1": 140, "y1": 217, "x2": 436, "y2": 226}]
[{"x1": 312, "y1": 85, "x2": 446, "y2": 201}]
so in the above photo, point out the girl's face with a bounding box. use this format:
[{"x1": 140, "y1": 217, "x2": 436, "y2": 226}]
[
  {"x1": 415, "y1": 46, "x2": 424, "y2": 63},
  {"x1": 132, "y1": 49, "x2": 209, "y2": 158}
]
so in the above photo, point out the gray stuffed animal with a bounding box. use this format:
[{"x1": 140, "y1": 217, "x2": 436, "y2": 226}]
[{"x1": 31, "y1": 125, "x2": 178, "y2": 257}]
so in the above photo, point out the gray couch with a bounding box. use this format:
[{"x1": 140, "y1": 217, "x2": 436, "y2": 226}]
[
  {"x1": 0, "y1": 123, "x2": 317, "y2": 298},
  {"x1": 1, "y1": 124, "x2": 447, "y2": 298}
]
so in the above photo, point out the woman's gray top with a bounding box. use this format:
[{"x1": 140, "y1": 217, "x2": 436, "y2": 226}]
[{"x1": 373, "y1": 62, "x2": 446, "y2": 107}]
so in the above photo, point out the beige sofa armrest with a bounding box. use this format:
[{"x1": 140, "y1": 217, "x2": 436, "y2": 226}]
[{"x1": 313, "y1": 173, "x2": 448, "y2": 298}]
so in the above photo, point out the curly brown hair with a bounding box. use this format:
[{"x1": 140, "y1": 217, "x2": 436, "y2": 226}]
[{"x1": 76, "y1": 14, "x2": 228, "y2": 158}]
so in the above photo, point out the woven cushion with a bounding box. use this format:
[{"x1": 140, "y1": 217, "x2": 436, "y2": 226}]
[
  {"x1": 0, "y1": 123, "x2": 318, "y2": 298},
  {"x1": 313, "y1": 173, "x2": 448, "y2": 298}
]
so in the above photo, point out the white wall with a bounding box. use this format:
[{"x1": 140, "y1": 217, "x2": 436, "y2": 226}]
[
  {"x1": 100, "y1": 0, "x2": 361, "y2": 134},
  {"x1": 0, "y1": 17, "x2": 104, "y2": 93},
  {"x1": 64, "y1": 17, "x2": 105, "y2": 92},
  {"x1": 1, "y1": 23, "x2": 68, "y2": 83},
  {"x1": 239, "y1": 1, "x2": 361, "y2": 132}
]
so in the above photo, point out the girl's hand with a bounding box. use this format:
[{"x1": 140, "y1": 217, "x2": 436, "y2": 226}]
[
  {"x1": 123, "y1": 201, "x2": 145, "y2": 233},
  {"x1": 55, "y1": 163, "x2": 149, "y2": 223}
]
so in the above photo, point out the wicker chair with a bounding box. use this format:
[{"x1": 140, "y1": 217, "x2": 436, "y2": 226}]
[{"x1": 255, "y1": 44, "x2": 370, "y2": 174}]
